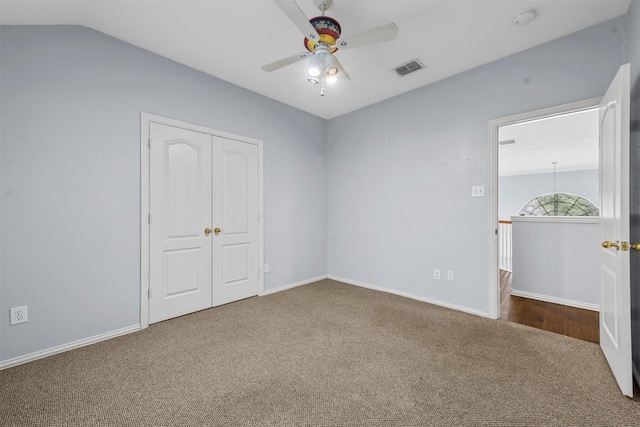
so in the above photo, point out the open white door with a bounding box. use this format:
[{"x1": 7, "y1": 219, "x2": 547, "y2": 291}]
[{"x1": 599, "y1": 63, "x2": 632, "y2": 397}]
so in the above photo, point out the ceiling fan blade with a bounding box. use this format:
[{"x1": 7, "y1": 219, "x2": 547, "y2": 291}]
[
  {"x1": 275, "y1": 0, "x2": 319, "y2": 42},
  {"x1": 262, "y1": 52, "x2": 311, "y2": 72},
  {"x1": 331, "y1": 55, "x2": 351, "y2": 80},
  {"x1": 336, "y1": 22, "x2": 399, "y2": 50}
]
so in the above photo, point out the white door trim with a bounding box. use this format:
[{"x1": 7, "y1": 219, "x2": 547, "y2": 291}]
[
  {"x1": 487, "y1": 97, "x2": 601, "y2": 319},
  {"x1": 140, "y1": 112, "x2": 264, "y2": 329}
]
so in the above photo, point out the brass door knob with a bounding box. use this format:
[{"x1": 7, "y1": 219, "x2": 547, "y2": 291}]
[
  {"x1": 214, "y1": 227, "x2": 221, "y2": 235},
  {"x1": 632, "y1": 243, "x2": 640, "y2": 251},
  {"x1": 601, "y1": 241, "x2": 620, "y2": 250},
  {"x1": 204, "y1": 228, "x2": 212, "y2": 236}
]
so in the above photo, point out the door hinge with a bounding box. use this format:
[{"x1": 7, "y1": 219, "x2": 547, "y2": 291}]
[
  {"x1": 148, "y1": 138, "x2": 152, "y2": 149},
  {"x1": 495, "y1": 228, "x2": 498, "y2": 235},
  {"x1": 148, "y1": 213, "x2": 152, "y2": 224},
  {"x1": 258, "y1": 212, "x2": 260, "y2": 221},
  {"x1": 148, "y1": 288, "x2": 152, "y2": 299}
]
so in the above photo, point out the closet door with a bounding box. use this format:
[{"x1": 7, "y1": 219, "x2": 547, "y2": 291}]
[
  {"x1": 212, "y1": 137, "x2": 260, "y2": 306},
  {"x1": 149, "y1": 123, "x2": 213, "y2": 323}
]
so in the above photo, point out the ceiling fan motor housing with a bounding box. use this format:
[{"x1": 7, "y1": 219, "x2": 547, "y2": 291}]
[{"x1": 304, "y1": 16, "x2": 341, "y2": 53}]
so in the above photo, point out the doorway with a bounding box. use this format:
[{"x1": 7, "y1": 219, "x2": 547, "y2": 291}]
[
  {"x1": 488, "y1": 98, "x2": 602, "y2": 342},
  {"x1": 140, "y1": 113, "x2": 264, "y2": 328}
]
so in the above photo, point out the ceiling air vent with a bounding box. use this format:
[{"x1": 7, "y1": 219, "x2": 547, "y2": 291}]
[{"x1": 394, "y1": 59, "x2": 425, "y2": 76}]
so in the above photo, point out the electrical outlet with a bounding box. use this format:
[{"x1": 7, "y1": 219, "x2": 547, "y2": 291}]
[
  {"x1": 10, "y1": 306, "x2": 28, "y2": 326},
  {"x1": 447, "y1": 270, "x2": 454, "y2": 281},
  {"x1": 433, "y1": 269, "x2": 441, "y2": 280},
  {"x1": 264, "y1": 263, "x2": 270, "y2": 273}
]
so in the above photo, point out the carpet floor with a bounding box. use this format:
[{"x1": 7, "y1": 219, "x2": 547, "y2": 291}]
[{"x1": 1, "y1": 279, "x2": 639, "y2": 426}]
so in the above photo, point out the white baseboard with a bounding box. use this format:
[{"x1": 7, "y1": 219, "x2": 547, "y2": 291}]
[
  {"x1": 510, "y1": 289, "x2": 600, "y2": 312},
  {"x1": 328, "y1": 275, "x2": 490, "y2": 318},
  {"x1": 0, "y1": 324, "x2": 140, "y2": 370},
  {"x1": 2, "y1": 275, "x2": 329, "y2": 370},
  {"x1": 0, "y1": 281, "x2": 602, "y2": 371},
  {"x1": 261, "y1": 275, "x2": 328, "y2": 296}
]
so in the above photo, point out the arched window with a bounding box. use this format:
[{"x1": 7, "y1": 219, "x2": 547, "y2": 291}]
[{"x1": 518, "y1": 193, "x2": 599, "y2": 217}]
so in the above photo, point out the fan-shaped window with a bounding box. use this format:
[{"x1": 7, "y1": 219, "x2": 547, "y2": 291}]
[{"x1": 518, "y1": 193, "x2": 599, "y2": 217}]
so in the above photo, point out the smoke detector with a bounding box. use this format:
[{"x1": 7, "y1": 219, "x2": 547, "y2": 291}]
[{"x1": 514, "y1": 9, "x2": 536, "y2": 26}]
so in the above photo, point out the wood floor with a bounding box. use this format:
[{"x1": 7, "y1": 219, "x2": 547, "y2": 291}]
[{"x1": 500, "y1": 270, "x2": 599, "y2": 344}]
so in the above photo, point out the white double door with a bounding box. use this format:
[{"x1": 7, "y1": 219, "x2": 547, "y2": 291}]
[{"x1": 149, "y1": 122, "x2": 259, "y2": 324}]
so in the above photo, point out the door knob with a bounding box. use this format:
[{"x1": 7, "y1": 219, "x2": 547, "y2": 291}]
[
  {"x1": 204, "y1": 228, "x2": 212, "y2": 236},
  {"x1": 632, "y1": 243, "x2": 640, "y2": 251},
  {"x1": 601, "y1": 240, "x2": 620, "y2": 250},
  {"x1": 214, "y1": 227, "x2": 221, "y2": 235}
]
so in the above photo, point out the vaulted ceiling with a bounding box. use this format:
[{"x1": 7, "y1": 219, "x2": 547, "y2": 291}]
[{"x1": 0, "y1": 0, "x2": 631, "y2": 119}]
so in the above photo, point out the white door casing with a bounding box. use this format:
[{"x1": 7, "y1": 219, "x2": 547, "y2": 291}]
[
  {"x1": 598, "y1": 63, "x2": 632, "y2": 397},
  {"x1": 213, "y1": 137, "x2": 260, "y2": 306},
  {"x1": 149, "y1": 123, "x2": 213, "y2": 324},
  {"x1": 141, "y1": 113, "x2": 264, "y2": 328}
]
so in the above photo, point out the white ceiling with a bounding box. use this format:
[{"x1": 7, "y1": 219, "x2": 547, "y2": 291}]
[
  {"x1": 498, "y1": 108, "x2": 600, "y2": 176},
  {"x1": 0, "y1": 0, "x2": 631, "y2": 119}
]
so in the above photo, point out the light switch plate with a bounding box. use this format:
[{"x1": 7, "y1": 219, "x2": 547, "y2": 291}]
[{"x1": 471, "y1": 185, "x2": 485, "y2": 197}]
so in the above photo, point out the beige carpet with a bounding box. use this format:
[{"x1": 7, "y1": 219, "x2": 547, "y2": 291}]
[{"x1": 1, "y1": 279, "x2": 639, "y2": 426}]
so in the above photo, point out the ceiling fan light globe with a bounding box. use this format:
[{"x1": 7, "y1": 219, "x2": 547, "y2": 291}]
[
  {"x1": 308, "y1": 67, "x2": 321, "y2": 77},
  {"x1": 308, "y1": 54, "x2": 322, "y2": 77},
  {"x1": 323, "y1": 52, "x2": 340, "y2": 76}
]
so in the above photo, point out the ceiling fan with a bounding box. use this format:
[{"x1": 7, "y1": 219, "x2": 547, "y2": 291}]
[{"x1": 262, "y1": 0, "x2": 399, "y2": 95}]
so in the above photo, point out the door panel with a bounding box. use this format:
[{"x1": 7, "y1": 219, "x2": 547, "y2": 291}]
[
  {"x1": 223, "y1": 152, "x2": 250, "y2": 233},
  {"x1": 600, "y1": 265, "x2": 617, "y2": 343},
  {"x1": 149, "y1": 123, "x2": 213, "y2": 323},
  {"x1": 166, "y1": 143, "x2": 201, "y2": 237},
  {"x1": 164, "y1": 249, "x2": 201, "y2": 296},
  {"x1": 223, "y1": 244, "x2": 250, "y2": 285},
  {"x1": 213, "y1": 138, "x2": 259, "y2": 306},
  {"x1": 599, "y1": 63, "x2": 632, "y2": 397}
]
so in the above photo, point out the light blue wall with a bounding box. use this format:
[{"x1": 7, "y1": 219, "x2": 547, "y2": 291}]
[
  {"x1": 624, "y1": 0, "x2": 640, "y2": 382},
  {"x1": 0, "y1": 26, "x2": 327, "y2": 361},
  {"x1": 327, "y1": 18, "x2": 625, "y2": 314},
  {"x1": 511, "y1": 219, "x2": 599, "y2": 306},
  {"x1": 499, "y1": 169, "x2": 599, "y2": 219},
  {"x1": 2, "y1": 10, "x2": 637, "y2": 366}
]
